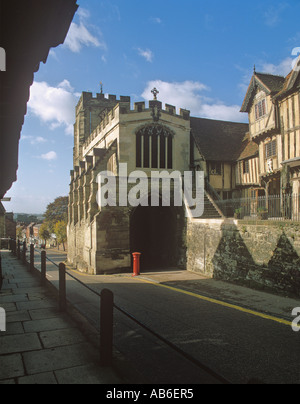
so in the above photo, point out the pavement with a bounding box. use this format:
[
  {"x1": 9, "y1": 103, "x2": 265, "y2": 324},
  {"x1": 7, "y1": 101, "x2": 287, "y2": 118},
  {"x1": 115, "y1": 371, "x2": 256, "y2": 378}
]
[{"x1": 0, "y1": 250, "x2": 124, "y2": 385}]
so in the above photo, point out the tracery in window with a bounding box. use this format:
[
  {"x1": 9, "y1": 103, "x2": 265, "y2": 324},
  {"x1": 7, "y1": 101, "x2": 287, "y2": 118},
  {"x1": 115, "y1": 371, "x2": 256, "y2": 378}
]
[{"x1": 136, "y1": 124, "x2": 174, "y2": 169}]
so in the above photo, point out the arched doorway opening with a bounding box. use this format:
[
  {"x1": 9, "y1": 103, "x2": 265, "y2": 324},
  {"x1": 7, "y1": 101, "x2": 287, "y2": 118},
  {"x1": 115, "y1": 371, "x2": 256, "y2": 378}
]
[{"x1": 130, "y1": 204, "x2": 180, "y2": 270}]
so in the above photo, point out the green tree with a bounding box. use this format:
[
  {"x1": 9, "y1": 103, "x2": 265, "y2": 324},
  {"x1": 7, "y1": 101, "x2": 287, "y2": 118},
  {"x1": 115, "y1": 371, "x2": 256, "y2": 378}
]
[
  {"x1": 54, "y1": 220, "x2": 67, "y2": 251},
  {"x1": 39, "y1": 223, "x2": 51, "y2": 248},
  {"x1": 44, "y1": 196, "x2": 68, "y2": 232}
]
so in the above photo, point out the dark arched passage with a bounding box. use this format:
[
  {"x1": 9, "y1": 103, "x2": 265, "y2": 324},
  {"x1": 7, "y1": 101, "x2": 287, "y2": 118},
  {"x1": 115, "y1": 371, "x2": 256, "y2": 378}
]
[{"x1": 130, "y1": 204, "x2": 183, "y2": 270}]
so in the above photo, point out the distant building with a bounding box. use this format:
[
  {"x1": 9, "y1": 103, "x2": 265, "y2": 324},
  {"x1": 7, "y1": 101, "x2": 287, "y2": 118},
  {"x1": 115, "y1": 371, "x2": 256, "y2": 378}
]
[
  {"x1": 0, "y1": 203, "x2": 16, "y2": 239},
  {"x1": 33, "y1": 224, "x2": 42, "y2": 242},
  {"x1": 26, "y1": 223, "x2": 36, "y2": 243}
]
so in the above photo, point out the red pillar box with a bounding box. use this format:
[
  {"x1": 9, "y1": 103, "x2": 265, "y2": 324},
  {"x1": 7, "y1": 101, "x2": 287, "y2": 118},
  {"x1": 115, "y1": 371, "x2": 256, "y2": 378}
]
[{"x1": 132, "y1": 252, "x2": 141, "y2": 277}]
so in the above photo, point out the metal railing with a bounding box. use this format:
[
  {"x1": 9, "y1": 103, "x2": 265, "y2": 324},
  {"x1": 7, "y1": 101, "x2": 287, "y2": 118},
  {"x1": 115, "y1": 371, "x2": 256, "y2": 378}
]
[
  {"x1": 214, "y1": 194, "x2": 300, "y2": 221},
  {"x1": 7, "y1": 239, "x2": 230, "y2": 384}
]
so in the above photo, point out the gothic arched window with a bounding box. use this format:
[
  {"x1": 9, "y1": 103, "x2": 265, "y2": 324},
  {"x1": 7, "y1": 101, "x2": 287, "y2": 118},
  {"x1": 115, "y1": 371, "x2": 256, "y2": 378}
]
[{"x1": 136, "y1": 124, "x2": 173, "y2": 169}]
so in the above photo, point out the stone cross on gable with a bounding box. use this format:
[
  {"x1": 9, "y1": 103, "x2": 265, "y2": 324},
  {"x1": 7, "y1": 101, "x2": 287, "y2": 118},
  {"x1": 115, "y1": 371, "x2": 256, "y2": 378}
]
[{"x1": 151, "y1": 87, "x2": 159, "y2": 100}]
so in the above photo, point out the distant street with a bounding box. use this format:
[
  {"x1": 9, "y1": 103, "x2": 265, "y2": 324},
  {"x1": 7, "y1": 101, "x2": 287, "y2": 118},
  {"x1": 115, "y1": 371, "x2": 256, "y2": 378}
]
[{"x1": 34, "y1": 248, "x2": 300, "y2": 384}]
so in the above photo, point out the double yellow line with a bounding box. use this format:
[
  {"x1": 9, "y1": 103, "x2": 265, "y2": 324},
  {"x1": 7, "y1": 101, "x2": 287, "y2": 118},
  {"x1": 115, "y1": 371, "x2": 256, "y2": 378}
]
[{"x1": 131, "y1": 276, "x2": 297, "y2": 329}]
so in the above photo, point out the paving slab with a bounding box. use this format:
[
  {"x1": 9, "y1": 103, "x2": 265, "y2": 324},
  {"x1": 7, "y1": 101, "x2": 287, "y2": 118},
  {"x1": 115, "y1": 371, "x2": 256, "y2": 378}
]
[
  {"x1": 16, "y1": 300, "x2": 58, "y2": 311},
  {"x1": 23, "y1": 317, "x2": 74, "y2": 333},
  {"x1": 40, "y1": 328, "x2": 85, "y2": 348},
  {"x1": 0, "y1": 294, "x2": 28, "y2": 304},
  {"x1": 6, "y1": 310, "x2": 31, "y2": 323},
  {"x1": 0, "y1": 354, "x2": 24, "y2": 380},
  {"x1": 18, "y1": 372, "x2": 58, "y2": 385},
  {"x1": 0, "y1": 251, "x2": 125, "y2": 385},
  {"x1": 54, "y1": 364, "x2": 121, "y2": 385},
  {"x1": 4, "y1": 321, "x2": 24, "y2": 336},
  {"x1": 23, "y1": 343, "x2": 96, "y2": 375},
  {"x1": 0, "y1": 333, "x2": 42, "y2": 354}
]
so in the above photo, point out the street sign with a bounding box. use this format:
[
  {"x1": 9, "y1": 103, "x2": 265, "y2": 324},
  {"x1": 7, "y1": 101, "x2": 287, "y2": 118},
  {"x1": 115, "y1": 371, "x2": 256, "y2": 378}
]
[{"x1": 1, "y1": 198, "x2": 11, "y2": 202}]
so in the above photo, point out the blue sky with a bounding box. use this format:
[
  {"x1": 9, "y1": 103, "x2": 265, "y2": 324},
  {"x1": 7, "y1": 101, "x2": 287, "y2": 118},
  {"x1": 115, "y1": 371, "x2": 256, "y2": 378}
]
[{"x1": 3, "y1": 0, "x2": 300, "y2": 214}]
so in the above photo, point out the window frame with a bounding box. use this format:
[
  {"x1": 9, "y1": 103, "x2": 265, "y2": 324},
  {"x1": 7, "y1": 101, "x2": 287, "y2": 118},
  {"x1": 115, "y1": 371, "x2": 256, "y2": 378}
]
[
  {"x1": 243, "y1": 160, "x2": 250, "y2": 175},
  {"x1": 255, "y1": 99, "x2": 267, "y2": 121},
  {"x1": 265, "y1": 140, "x2": 277, "y2": 159},
  {"x1": 210, "y1": 162, "x2": 222, "y2": 176},
  {"x1": 136, "y1": 124, "x2": 174, "y2": 170}
]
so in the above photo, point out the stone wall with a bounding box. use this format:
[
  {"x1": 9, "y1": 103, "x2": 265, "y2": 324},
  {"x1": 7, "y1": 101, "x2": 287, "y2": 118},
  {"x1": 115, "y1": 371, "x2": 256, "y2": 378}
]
[
  {"x1": 187, "y1": 219, "x2": 300, "y2": 297},
  {"x1": 0, "y1": 213, "x2": 5, "y2": 238}
]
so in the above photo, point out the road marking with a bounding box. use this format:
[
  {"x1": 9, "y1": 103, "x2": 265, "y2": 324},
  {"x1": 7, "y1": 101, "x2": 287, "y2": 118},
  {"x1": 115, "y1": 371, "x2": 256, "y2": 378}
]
[
  {"x1": 59, "y1": 268, "x2": 298, "y2": 330},
  {"x1": 129, "y1": 276, "x2": 295, "y2": 329},
  {"x1": 65, "y1": 265, "x2": 92, "y2": 277}
]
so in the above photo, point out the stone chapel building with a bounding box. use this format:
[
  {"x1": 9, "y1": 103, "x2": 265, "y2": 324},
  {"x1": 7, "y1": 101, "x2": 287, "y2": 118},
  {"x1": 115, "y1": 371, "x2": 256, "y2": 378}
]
[{"x1": 67, "y1": 89, "x2": 249, "y2": 274}]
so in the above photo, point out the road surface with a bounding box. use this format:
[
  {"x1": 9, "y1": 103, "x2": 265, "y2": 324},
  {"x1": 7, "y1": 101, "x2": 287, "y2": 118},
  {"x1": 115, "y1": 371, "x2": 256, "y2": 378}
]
[{"x1": 33, "y1": 249, "x2": 300, "y2": 384}]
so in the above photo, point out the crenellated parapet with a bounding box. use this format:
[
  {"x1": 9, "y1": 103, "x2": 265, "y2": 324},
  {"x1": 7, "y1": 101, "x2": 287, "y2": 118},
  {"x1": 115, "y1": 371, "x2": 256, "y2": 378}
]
[{"x1": 74, "y1": 92, "x2": 128, "y2": 166}]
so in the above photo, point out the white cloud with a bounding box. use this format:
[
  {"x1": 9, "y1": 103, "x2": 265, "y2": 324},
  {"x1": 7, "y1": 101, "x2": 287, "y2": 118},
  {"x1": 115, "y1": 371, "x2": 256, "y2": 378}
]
[
  {"x1": 263, "y1": 3, "x2": 288, "y2": 27},
  {"x1": 150, "y1": 17, "x2": 162, "y2": 24},
  {"x1": 40, "y1": 151, "x2": 57, "y2": 161},
  {"x1": 137, "y1": 48, "x2": 154, "y2": 63},
  {"x1": 77, "y1": 8, "x2": 91, "y2": 20},
  {"x1": 49, "y1": 49, "x2": 59, "y2": 60},
  {"x1": 36, "y1": 137, "x2": 47, "y2": 144},
  {"x1": 200, "y1": 103, "x2": 244, "y2": 122},
  {"x1": 261, "y1": 57, "x2": 293, "y2": 76},
  {"x1": 142, "y1": 80, "x2": 246, "y2": 122},
  {"x1": 21, "y1": 135, "x2": 47, "y2": 145},
  {"x1": 28, "y1": 80, "x2": 79, "y2": 135},
  {"x1": 142, "y1": 80, "x2": 208, "y2": 110},
  {"x1": 2, "y1": 193, "x2": 53, "y2": 214},
  {"x1": 64, "y1": 21, "x2": 104, "y2": 53}
]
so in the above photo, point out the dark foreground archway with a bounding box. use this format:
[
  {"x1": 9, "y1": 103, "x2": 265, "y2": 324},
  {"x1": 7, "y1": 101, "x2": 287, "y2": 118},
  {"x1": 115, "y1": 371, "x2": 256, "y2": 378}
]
[{"x1": 130, "y1": 204, "x2": 183, "y2": 270}]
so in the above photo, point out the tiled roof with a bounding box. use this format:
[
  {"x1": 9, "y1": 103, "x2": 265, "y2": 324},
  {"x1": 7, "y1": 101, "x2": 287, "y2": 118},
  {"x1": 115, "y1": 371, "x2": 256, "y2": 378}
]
[
  {"x1": 241, "y1": 72, "x2": 286, "y2": 113},
  {"x1": 255, "y1": 73, "x2": 286, "y2": 94},
  {"x1": 237, "y1": 133, "x2": 259, "y2": 161},
  {"x1": 191, "y1": 117, "x2": 249, "y2": 162},
  {"x1": 274, "y1": 68, "x2": 300, "y2": 100}
]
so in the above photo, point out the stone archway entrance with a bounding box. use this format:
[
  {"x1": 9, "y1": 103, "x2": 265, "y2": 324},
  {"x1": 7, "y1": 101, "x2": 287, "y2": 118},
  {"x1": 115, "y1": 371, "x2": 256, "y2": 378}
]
[{"x1": 130, "y1": 204, "x2": 184, "y2": 270}]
